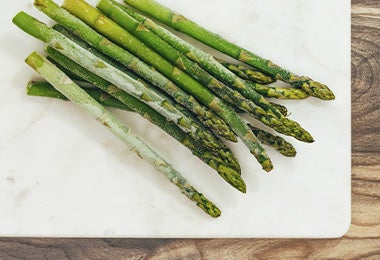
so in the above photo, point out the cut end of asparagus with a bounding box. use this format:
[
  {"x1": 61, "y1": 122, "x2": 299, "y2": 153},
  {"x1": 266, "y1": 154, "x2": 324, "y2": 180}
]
[
  {"x1": 192, "y1": 193, "x2": 221, "y2": 218},
  {"x1": 27, "y1": 80, "x2": 68, "y2": 100}
]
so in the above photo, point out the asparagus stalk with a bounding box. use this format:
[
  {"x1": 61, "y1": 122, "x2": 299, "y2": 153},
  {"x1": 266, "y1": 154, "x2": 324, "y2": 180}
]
[
  {"x1": 217, "y1": 60, "x2": 310, "y2": 99},
  {"x1": 61, "y1": 0, "x2": 273, "y2": 172},
  {"x1": 123, "y1": 0, "x2": 335, "y2": 100},
  {"x1": 46, "y1": 43, "x2": 243, "y2": 187},
  {"x1": 248, "y1": 125, "x2": 296, "y2": 157},
  {"x1": 50, "y1": 25, "x2": 241, "y2": 173},
  {"x1": 115, "y1": 3, "x2": 314, "y2": 143},
  {"x1": 30, "y1": 80, "x2": 292, "y2": 159},
  {"x1": 251, "y1": 84, "x2": 310, "y2": 100},
  {"x1": 35, "y1": 1, "x2": 235, "y2": 143},
  {"x1": 216, "y1": 59, "x2": 276, "y2": 85},
  {"x1": 25, "y1": 51, "x2": 221, "y2": 217},
  {"x1": 28, "y1": 80, "x2": 246, "y2": 192},
  {"x1": 13, "y1": 12, "x2": 231, "y2": 158},
  {"x1": 97, "y1": 0, "x2": 274, "y2": 120},
  {"x1": 117, "y1": 1, "x2": 281, "y2": 119}
]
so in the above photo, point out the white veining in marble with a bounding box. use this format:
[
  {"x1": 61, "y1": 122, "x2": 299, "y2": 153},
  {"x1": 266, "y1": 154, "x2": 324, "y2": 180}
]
[{"x1": 0, "y1": 0, "x2": 350, "y2": 237}]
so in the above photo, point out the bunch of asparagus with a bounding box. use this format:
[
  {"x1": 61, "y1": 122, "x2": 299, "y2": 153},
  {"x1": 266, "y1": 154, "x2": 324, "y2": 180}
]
[{"x1": 13, "y1": 0, "x2": 334, "y2": 218}]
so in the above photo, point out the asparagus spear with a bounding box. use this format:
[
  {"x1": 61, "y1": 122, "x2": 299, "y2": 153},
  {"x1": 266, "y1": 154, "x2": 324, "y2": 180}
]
[
  {"x1": 28, "y1": 80, "x2": 246, "y2": 192},
  {"x1": 114, "y1": 3, "x2": 314, "y2": 143},
  {"x1": 13, "y1": 12, "x2": 229, "y2": 157},
  {"x1": 97, "y1": 0, "x2": 274, "y2": 119},
  {"x1": 34, "y1": 0, "x2": 235, "y2": 143},
  {"x1": 248, "y1": 125, "x2": 296, "y2": 157},
  {"x1": 117, "y1": 0, "x2": 282, "y2": 119},
  {"x1": 217, "y1": 60, "x2": 310, "y2": 99},
  {"x1": 123, "y1": 0, "x2": 335, "y2": 100},
  {"x1": 59, "y1": 0, "x2": 273, "y2": 171},
  {"x1": 216, "y1": 59, "x2": 276, "y2": 85},
  {"x1": 25, "y1": 51, "x2": 221, "y2": 217},
  {"x1": 49, "y1": 25, "x2": 241, "y2": 173},
  {"x1": 47, "y1": 43, "x2": 243, "y2": 187},
  {"x1": 269, "y1": 102, "x2": 288, "y2": 117},
  {"x1": 30, "y1": 80, "x2": 294, "y2": 159}
]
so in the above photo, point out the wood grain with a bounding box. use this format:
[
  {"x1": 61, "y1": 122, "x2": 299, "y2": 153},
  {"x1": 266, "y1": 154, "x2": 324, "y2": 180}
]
[{"x1": 1, "y1": 2, "x2": 379, "y2": 259}]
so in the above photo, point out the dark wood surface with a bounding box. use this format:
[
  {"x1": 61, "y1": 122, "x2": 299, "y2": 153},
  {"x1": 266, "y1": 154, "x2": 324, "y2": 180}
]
[{"x1": 1, "y1": 2, "x2": 379, "y2": 259}]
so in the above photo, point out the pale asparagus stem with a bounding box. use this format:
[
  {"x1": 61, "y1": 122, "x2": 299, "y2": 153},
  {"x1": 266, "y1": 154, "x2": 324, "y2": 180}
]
[
  {"x1": 28, "y1": 80, "x2": 246, "y2": 192},
  {"x1": 116, "y1": 3, "x2": 314, "y2": 143},
  {"x1": 47, "y1": 42, "x2": 243, "y2": 188},
  {"x1": 29, "y1": 80, "x2": 291, "y2": 159},
  {"x1": 248, "y1": 125, "x2": 296, "y2": 157},
  {"x1": 123, "y1": 0, "x2": 335, "y2": 100},
  {"x1": 34, "y1": 0, "x2": 236, "y2": 143},
  {"x1": 25, "y1": 51, "x2": 221, "y2": 217},
  {"x1": 62, "y1": 0, "x2": 273, "y2": 172},
  {"x1": 50, "y1": 25, "x2": 241, "y2": 173},
  {"x1": 13, "y1": 11, "x2": 234, "y2": 157}
]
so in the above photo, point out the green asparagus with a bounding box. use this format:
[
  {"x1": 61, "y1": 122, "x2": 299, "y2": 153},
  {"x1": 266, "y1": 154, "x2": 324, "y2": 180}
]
[
  {"x1": 123, "y1": 0, "x2": 335, "y2": 100},
  {"x1": 269, "y1": 102, "x2": 288, "y2": 117},
  {"x1": 97, "y1": 0, "x2": 275, "y2": 119},
  {"x1": 216, "y1": 59, "x2": 276, "y2": 85},
  {"x1": 13, "y1": 12, "x2": 230, "y2": 158},
  {"x1": 25, "y1": 51, "x2": 221, "y2": 217},
  {"x1": 35, "y1": 0, "x2": 235, "y2": 143},
  {"x1": 249, "y1": 125, "x2": 296, "y2": 157},
  {"x1": 61, "y1": 0, "x2": 273, "y2": 171},
  {"x1": 47, "y1": 43, "x2": 243, "y2": 186},
  {"x1": 50, "y1": 24, "x2": 241, "y2": 173},
  {"x1": 28, "y1": 80, "x2": 246, "y2": 192},
  {"x1": 115, "y1": 3, "x2": 314, "y2": 143},
  {"x1": 217, "y1": 60, "x2": 310, "y2": 99}
]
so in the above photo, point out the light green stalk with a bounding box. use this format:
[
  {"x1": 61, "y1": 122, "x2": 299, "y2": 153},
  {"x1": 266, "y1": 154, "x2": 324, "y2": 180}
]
[
  {"x1": 116, "y1": 3, "x2": 314, "y2": 143},
  {"x1": 28, "y1": 80, "x2": 246, "y2": 192},
  {"x1": 51, "y1": 24, "x2": 241, "y2": 174},
  {"x1": 62, "y1": 0, "x2": 273, "y2": 172},
  {"x1": 123, "y1": 0, "x2": 335, "y2": 100},
  {"x1": 34, "y1": 0, "x2": 235, "y2": 143},
  {"x1": 13, "y1": 12, "x2": 230, "y2": 157},
  {"x1": 25, "y1": 51, "x2": 221, "y2": 217},
  {"x1": 47, "y1": 43, "x2": 244, "y2": 189}
]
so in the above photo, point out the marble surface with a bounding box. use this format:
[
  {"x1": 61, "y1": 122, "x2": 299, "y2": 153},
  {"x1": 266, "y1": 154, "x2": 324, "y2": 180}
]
[{"x1": 0, "y1": 0, "x2": 351, "y2": 238}]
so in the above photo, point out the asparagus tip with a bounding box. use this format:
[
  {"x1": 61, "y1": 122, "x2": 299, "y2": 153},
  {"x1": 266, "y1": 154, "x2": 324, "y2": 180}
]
[
  {"x1": 261, "y1": 158, "x2": 274, "y2": 172},
  {"x1": 301, "y1": 77, "x2": 335, "y2": 100},
  {"x1": 218, "y1": 165, "x2": 246, "y2": 193},
  {"x1": 192, "y1": 193, "x2": 221, "y2": 218}
]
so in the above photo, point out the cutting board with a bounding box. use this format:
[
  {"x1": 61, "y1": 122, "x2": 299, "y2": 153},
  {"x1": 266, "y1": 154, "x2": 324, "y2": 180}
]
[{"x1": 0, "y1": 0, "x2": 351, "y2": 238}]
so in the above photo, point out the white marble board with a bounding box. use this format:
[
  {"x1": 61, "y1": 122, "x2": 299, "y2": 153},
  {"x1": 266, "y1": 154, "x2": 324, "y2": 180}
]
[{"x1": 0, "y1": 0, "x2": 351, "y2": 238}]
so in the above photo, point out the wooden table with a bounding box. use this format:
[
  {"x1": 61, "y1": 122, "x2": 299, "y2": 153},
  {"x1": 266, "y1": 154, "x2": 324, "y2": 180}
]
[{"x1": 1, "y1": 1, "x2": 379, "y2": 258}]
